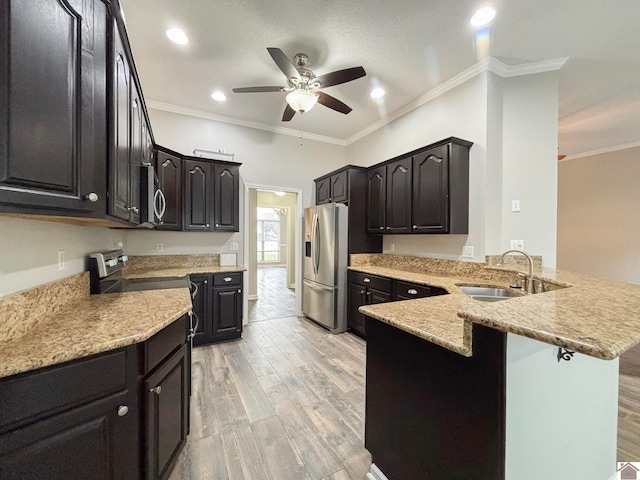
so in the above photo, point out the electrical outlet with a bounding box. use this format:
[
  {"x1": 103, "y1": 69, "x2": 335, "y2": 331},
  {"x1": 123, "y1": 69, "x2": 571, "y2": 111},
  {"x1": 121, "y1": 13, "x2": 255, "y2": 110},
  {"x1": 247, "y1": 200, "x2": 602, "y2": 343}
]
[
  {"x1": 511, "y1": 200, "x2": 521, "y2": 212},
  {"x1": 57, "y1": 250, "x2": 65, "y2": 271},
  {"x1": 510, "y1": 240, "x2": 524, "y2": 249},
  {"x1": 462, "y1": 246, "x2": 474, "y2": 258},
  {"x1": 229, "y1": 242, "x2": 238, "y2": 251},
  {"x1": 389, "y1": 243, "x2": 395, "y2": 252},
  {"x1": 156, "y1": 243, "x2": 163, "y2": 252}
]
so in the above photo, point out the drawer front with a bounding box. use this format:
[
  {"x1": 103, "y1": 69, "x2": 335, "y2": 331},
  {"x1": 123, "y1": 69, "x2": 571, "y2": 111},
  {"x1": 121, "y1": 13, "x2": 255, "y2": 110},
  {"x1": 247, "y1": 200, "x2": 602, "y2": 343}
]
[
  {"x1": 0, "y1": 348, "x2": 129, "y2": 432},
  {"x1": 394, "y1": 281, "x2": 432, "y2": 299},
  {"x1": 142, "y1": 315, "x2": 188, "y2": 375},
  {"x1": 348, "y1": 271, "x2": 391, "y2": 292},
  {"x1": 213, "y1": 272, "x2": 243, "y2": 286}
]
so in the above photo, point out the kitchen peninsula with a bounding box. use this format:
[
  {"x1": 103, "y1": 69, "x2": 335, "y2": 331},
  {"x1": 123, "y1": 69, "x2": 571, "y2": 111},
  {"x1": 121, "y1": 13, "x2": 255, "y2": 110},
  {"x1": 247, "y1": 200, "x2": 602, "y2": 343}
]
[{"x1": 354, "y1": 254, "x2": 640, "y2": 480}]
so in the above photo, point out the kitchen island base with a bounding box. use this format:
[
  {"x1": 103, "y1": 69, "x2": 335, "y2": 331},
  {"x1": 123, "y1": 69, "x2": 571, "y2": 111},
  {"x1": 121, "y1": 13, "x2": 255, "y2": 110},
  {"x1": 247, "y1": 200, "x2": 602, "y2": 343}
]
[{"x1": 365, "y1": 317, "x2": 619, "y2": 480}]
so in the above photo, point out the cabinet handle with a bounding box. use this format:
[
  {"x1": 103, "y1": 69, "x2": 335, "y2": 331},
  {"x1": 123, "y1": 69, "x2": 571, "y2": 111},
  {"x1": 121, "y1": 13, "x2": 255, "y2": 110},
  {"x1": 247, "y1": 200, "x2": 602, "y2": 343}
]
[
  {"x1": 117, "y1": 405, "x2": 129, "y2": 417},
  {"x1": 224, "y1": 277, "x2": 232, "y2": 282},
  {"x1": 408, "y1": 289, "x2": 418, "y2": 295},
  {"x1": 363, "y1": 278, "x2": 371, "y2": 283},
  {"x1": 379, "y1": 226, "x2": 384, "y2": 230},
  {"x1": 149, "y1": 386, "x2": 162, "y2": 395},
  {"x1": 127, "y1": 206, "x2": 139, "y2": 214},
  {"x1": 84, "y1": 192, "x2": 99, "y2": 202}
]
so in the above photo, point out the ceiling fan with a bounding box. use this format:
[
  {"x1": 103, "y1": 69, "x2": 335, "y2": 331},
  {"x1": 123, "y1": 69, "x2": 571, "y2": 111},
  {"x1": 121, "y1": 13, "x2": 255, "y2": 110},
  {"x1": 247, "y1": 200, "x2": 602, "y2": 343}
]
[{"x1": 232, "y1": 48, "x2": 366, "y2": 122}]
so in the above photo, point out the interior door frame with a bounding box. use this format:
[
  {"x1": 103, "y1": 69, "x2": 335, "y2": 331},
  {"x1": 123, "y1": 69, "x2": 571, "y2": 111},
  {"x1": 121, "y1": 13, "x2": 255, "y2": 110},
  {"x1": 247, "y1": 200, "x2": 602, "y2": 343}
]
[{"x1": 243, "y1": 183, "x2": 303, "y2": 321}]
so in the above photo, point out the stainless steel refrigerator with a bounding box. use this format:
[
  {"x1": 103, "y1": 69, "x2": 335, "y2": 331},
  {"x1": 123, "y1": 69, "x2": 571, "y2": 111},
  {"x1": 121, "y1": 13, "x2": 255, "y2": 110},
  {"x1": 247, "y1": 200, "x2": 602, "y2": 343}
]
[{"x1": 302, "y1": 203, "x2": 349, "y2": 333}]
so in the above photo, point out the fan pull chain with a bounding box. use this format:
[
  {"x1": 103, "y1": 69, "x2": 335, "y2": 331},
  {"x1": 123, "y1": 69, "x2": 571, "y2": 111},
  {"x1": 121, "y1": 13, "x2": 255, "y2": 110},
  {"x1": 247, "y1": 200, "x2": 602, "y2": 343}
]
[{"x1": 299, "y1": 113, "x2": 304, "y2": 146}]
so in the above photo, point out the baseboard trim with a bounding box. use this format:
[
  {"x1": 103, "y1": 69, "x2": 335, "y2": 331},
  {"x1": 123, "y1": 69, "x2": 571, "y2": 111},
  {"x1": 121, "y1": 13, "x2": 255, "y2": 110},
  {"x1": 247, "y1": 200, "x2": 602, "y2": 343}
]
[
  {"x1": 248, "y1": 294, "x2": 258, "y2": 301},
  {"x1": 366, "y1": 464, "x2": 389, "y2": 480}
]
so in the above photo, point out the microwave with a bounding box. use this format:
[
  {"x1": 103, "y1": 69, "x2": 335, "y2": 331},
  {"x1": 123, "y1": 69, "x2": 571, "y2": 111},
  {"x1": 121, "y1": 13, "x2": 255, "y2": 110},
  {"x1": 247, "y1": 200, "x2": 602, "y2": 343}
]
[{"x1": 139, "y1": 164, "x2": 166, "y2": 228}]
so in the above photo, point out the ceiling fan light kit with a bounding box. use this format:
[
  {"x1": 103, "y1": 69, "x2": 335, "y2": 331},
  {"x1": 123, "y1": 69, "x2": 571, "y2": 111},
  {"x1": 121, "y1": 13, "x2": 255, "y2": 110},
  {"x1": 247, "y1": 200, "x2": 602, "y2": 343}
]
[
  {"x1": 232, "y1": 47, "x2": 366, "y2": 122},
  {"x1": 286, "y1": 89, "x2": 319, "y2": 113}
]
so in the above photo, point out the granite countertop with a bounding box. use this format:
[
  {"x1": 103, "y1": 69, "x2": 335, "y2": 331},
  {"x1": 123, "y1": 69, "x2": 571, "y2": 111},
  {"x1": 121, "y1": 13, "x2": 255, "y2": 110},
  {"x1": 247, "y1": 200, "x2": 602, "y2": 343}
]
[
  {"x1": 0, "y1": 285, "x2": 192, "y2": 378},
  {"x1": 0, "y1": 254, "x2": 245, "y2": 379},
  {"x1": 353, "y1": 255, "x2": 640, "y2": 360}
]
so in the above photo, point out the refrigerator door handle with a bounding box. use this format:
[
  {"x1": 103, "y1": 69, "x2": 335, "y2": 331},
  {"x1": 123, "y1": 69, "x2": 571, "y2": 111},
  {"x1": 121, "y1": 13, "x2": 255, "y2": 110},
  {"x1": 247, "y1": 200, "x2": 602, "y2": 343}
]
[
  {"x1": 311, "y1": 213, "x2": 320, "y2": 275},
  {"x1": 303, "y1": 279, "x2": 334, "y2": 292}
]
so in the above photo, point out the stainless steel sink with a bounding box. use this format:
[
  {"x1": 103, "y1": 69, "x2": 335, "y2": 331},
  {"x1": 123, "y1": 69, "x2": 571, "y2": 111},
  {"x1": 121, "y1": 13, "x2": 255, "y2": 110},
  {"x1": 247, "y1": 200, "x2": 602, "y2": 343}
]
[{"x1": 458, "y1": 286, "x2": 520, "y2": 302}]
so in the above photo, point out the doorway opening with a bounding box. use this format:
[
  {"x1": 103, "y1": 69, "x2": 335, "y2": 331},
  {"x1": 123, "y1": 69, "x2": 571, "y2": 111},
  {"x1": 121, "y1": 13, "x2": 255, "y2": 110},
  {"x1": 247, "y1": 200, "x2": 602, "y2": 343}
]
[{"x1": 245, "y1": 186, "x2": 302, "y2": 323}]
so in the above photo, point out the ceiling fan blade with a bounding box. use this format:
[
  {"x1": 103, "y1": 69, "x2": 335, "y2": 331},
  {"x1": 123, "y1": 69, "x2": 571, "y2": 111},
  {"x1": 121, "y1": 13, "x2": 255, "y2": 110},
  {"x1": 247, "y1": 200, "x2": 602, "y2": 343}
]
[
  {"x1": 267, "y1": 47, "x2": 301, "y2": 81},
  {"x1": 317, "y1": 92, "x2": 352, "y2": 114},
  {"x1": 282, "y1": 104, "x2": 296, "y2": 122},
  {"x1": 232, "y1": 86, "x2": 286, "y2": 93},
  {"x1": 314, "y1": 66, "x2": 366, "y2": 88}
]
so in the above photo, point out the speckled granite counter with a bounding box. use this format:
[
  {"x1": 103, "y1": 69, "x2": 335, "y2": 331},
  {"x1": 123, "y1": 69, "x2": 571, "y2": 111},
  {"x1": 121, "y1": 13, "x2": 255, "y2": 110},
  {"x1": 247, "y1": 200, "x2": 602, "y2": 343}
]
[
  {"x1": 354, "y1": 254, "x2": 640, "y2": 360},
  {"x1": 0, "y1": 254, "x2": 245, "y2": 379}
]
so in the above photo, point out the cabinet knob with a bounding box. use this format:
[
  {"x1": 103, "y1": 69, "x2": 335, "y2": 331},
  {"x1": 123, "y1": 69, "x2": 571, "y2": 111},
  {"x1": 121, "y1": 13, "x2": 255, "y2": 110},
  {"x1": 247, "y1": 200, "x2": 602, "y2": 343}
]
[
  {"x1": 363, "y1": 278, "x2": 371, "y2": 283},
  {"x1": 205, "y1": 223, "x2": 210, "y2": 227},
  {"x1": 215, "y1": 223, "x2": 219, "y2": 227},
  {"x1": 117, "y1": 405, "x2": 129, "y2": 417},
  {"x1": 237, "y1": 289, "x2": 242, "y2": 293},
  {"x1": 408, "y1": 289, "x2": 418, "y2": 295},
  {"x1": 366, "y1": 291, "x2": 371, "y2": 296},
  {"x1": 386, "y1": 226, "x2": 390, "y2": 230},
  {"x1": 204, "y1": 280, "x2": 208, "y2": 284},
  {"x1": 379, "y1": 226, "x2": 384, "y2": 230},
  {"x1": 360, "y1": 290, "x2": 365, "y2": 295},
  {"x1": 149, "y1": 386, "x2": 162, "y2": 395},
  {"x1": 84, "y1": 192, "x2": 99, "y2": 202},
  {"x1": 127, "y1": 206, "x2": 139, "y2": 214},
  {"x1": 412, "y1": 225, "x2": 417, "y2": 229}
]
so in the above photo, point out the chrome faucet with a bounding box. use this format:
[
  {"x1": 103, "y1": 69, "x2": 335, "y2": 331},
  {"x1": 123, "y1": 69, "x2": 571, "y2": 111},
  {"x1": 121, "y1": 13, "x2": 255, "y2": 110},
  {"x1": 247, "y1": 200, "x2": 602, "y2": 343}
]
[{"x1": 497, "y1": 249, "x2": 535, "y2": 294}]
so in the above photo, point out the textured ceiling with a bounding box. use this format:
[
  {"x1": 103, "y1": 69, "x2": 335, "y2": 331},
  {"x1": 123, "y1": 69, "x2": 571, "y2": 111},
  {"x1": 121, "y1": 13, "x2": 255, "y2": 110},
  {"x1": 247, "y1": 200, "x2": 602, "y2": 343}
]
[{"x1": 120, "y1": 0, "x2": 640, "y2": 156}]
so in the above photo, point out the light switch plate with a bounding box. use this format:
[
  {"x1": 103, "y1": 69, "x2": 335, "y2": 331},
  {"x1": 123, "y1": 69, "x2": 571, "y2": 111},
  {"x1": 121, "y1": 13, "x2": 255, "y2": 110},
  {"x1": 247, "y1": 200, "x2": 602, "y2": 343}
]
[
  {"x1": 511, "y1": 200, "x2": 521, "y2": 212},
  {"x1": 510, "y1": 240, "x2": 524, "y2": 249},
  {"x1": 229, "y1": 242, "x2": 239, "y2": 251}
]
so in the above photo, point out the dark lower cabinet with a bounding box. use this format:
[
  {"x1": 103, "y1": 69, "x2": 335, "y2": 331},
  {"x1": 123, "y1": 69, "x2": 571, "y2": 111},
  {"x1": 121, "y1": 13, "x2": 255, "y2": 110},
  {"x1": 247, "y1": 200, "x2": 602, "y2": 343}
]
[
  {"x1": 192, "y1": 272, "x2": 243, "y2": 346},
  {"x1": 347, "y1": 271, "x2": 392, "y2": 339},
  {"x1": 0, "y1": 315, "x2": 190, "y2": 480},
  {"x1": 0, "y1": 0, "x2": 107, "y2": 216},
  {"x1": 144, "y1": 344, "x2": 189, "y2": 480}
]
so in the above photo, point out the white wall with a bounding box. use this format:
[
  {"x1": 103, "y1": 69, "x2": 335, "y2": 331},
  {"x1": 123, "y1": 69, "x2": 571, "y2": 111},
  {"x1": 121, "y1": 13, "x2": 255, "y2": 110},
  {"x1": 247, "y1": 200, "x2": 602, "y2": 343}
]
[
  {"x1": 557, "y1": 146, "x2": 640, "y2": 284},
  {"x1": 346, "y1": 73, "x2": 489, "y2": 261},
  {"x1": 0, "y1": 217, "x2": 116, "y2": 297}
]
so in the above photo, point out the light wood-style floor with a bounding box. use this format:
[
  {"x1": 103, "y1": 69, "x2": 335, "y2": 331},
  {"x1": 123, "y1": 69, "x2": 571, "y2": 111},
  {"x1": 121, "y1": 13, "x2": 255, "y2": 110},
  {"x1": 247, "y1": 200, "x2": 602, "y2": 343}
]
[
  {"x1": 618, "y1": 343, "x2": 640, "y2": 461},
  {"x1": 169, "y1": 315, "x2": 371, "y2": 480},
  {"x1": 248, "y1": 267, "x2": 296, "y2": 323}
]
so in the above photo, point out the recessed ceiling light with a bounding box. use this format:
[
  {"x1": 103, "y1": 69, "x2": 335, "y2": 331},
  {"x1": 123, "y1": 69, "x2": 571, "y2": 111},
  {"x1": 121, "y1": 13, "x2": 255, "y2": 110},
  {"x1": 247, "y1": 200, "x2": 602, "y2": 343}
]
[
  {"x1": 211, "y1": 91, "x2": 226, "y2": 102},
  {"x1": 166, "y1": 28, "x2": 189, "y2": 45},
  {"x1": 470, "y1": 7, "x2": 496, "y2": 27},
  {"x1": 370, "y1": 88, "x2": 385, "y2": 99}
]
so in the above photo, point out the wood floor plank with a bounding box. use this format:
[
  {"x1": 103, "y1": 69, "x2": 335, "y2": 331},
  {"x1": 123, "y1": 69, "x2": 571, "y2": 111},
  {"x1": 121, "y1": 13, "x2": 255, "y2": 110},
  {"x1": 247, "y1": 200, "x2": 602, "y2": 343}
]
[
  {"x1": 238, "y1": 336, "x2": 277, "y2": 378},
  {"x1": 253, "y1": 415, "x2": 312, "y2": 480},
  {"x1": 225, "y1": 351, "x2": 276, "y2": 423},
  {"x1": 261, "y1": 345, "x2": 321, "y2": 406},
  {"x1": 190, "y1": 349, "x2": 219, "y2": 439},
  {"x1": 322, "y1": 470, "x2": 352, "y2": 480},
  {"x1": 201, "y1": 343, "x2": 240, "y2": 399},
  {"x1": 187, "y1": 434, "x2": 229, "y2": 480},
  {"x1": 219, "y1": 420, "x2": 272, "y2": 480}
]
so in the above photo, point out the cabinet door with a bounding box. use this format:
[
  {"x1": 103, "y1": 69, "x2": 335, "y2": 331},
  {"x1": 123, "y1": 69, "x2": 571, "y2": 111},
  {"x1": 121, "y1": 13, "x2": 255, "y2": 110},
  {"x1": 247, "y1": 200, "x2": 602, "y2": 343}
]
[
  {"x1": 412, "y1": 145, "x2": 449, "y2": 233},
  {"x1": 348, "y1": 282, "x2": 367, "y2": 338},
  {"x1": 156, "y1": 150, "x2": 182, "y2": 231},
  {"x1": 183, "y1": 159, "x2": 212, "y2": 231},
  {"x1": 0, "y1": 391, "x2": 137, "y2": 480},
  {"x1": 110, "y1": 26, "x2": 132, "y2": 221},
  {"x1": 128, "y1": 88, "x2": 143, "y2": 224},
  {"x1": 212, "y1": 286, "x2": 243, "y2": 341},
  {"x1": 145, "y1": 344, "x2": 189, "y2": 480},
  {"x1": 0, "y1": 0, "x2": 107, "y2": 215},
  {"x1": 315, "y1": 177, "x2": 332, "y2": 204},
  {"x1": 369, "y1": 288, "x2": 391, "y2": 305},
  {"x1": 190, "y1": 274, "x2": 212, "y2": 346},
  {"x1": 366, "y1": 166, "x2": 386, "y2": 233},
  {"x1": 331, "y1": 171, "x2": 349, "y2": 204},
  {"x1": 386, "y1": 157, "x2": 412, "y2": 233},
  {"x1": 213, "y1": 164, "x2": 239, "y2": 231}
]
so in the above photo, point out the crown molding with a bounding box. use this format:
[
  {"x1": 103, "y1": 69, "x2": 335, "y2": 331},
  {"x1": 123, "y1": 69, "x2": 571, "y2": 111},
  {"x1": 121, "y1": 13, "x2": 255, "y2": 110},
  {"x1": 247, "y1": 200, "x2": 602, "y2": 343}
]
[
  {"x1": 149, "y1": 56, "x2": 570, "y2": 148},
  {"x1": 146, "y1": 100, "x2": 347, "y2": 146},
  {"x1": 560, "y1": 140, "x2": 640, "y2": 162}
]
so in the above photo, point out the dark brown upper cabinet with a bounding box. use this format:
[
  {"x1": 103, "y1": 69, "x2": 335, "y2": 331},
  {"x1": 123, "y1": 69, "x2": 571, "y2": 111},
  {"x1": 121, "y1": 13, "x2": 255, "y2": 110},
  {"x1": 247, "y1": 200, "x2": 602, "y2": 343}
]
[
  {"x1": 0, "y1": 0, "x2": 108, "y2": 216},
  {"x1": 315, "y1": 169, "x2": 348, "y2": 204},
  {"x1": 385, "y1": 157, "x2": 413, "y2": 234},
  {"x1": 155, "y1": 147, "x2": 182, "y2": 231},
  {"x1": 365, "y1": 137, "x2": 472, "y2": 235},
  {"x1": 213, "y1": 164, "x2": 240, "y2": 231},
  {"x1": 366, "y1": 166, "x2": 387, "y2": 234},
  {"x1": 183, "y1": 158, "x2": 213, "y2": 232}
]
